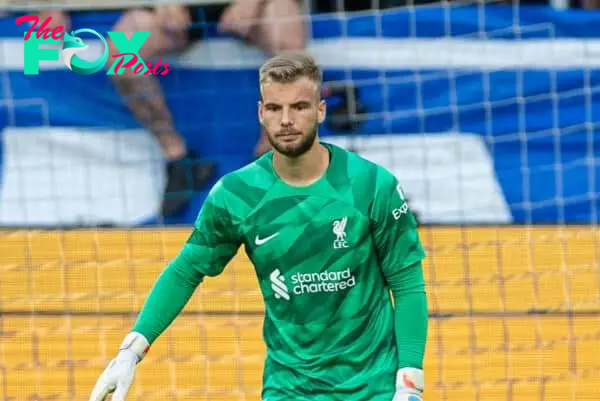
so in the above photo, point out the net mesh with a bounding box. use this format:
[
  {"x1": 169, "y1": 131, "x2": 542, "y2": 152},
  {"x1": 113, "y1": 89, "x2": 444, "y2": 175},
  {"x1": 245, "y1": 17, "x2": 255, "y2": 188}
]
[
  {"x1": 1, "y1": 227, "x2": 599, "y2": 400},
  {"x1": 1, "y1": 0, "x2": 600, "y2": 400}
]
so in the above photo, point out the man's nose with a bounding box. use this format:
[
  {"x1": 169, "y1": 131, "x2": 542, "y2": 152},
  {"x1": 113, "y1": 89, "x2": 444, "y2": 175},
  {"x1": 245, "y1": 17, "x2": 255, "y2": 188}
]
[{"x1": 280, "y1": 108, "x2": 293, "y2": 126}]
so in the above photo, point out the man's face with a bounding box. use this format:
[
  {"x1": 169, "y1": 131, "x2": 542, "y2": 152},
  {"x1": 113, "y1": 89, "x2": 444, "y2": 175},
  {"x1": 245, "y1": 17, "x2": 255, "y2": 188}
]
[{"x1": 259, "y1": 76, "x2": 326, "y2": 158}]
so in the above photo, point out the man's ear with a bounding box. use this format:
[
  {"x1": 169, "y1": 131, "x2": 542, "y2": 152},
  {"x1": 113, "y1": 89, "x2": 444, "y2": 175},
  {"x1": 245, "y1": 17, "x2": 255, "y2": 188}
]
[
  {"x1": 258, "y1": 100, "x2": 264, "y2": 124},
  {"x1": 318, "y1": 99, "x2": 326, "y2": 124}
]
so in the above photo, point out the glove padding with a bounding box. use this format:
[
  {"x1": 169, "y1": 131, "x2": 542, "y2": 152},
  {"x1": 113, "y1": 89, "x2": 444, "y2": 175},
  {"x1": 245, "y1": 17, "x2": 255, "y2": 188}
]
[
  {"x1": 392, "y1": 367, "x2": 424, "y2": 401},
  {"x1": 89, "y1": 332, "x2": 150, "y2": 401}
]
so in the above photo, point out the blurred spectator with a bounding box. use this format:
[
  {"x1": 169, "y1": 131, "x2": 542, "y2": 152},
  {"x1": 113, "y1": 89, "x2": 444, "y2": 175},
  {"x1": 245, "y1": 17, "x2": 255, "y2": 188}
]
[{"x1": 39, "y1": 0, "x2": 306, "y2": 216}]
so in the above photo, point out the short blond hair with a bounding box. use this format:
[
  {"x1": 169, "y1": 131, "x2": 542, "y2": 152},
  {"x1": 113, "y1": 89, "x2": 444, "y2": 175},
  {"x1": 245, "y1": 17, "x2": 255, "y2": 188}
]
[{"x1": 259, "y1": 52, "x2": 323, "y2": 93}]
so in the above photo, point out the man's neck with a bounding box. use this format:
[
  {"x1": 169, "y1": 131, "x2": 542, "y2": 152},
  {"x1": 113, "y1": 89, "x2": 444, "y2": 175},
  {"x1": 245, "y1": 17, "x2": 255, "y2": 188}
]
[{"x1": 273, "y1": 142, "x2": 329, "y2": 187}]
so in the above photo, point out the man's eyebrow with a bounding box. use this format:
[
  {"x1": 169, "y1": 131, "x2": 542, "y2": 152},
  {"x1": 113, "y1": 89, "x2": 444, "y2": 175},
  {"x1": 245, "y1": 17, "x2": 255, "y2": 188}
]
[{"x1": 263, "y1": 100, "x2": 312, "y2": 106}]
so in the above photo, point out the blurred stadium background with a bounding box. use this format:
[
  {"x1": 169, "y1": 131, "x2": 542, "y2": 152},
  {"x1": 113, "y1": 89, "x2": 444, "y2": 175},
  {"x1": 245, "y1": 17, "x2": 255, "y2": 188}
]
[{"x1": 0, "y1": 0, "x2": 599, "y2": 400}]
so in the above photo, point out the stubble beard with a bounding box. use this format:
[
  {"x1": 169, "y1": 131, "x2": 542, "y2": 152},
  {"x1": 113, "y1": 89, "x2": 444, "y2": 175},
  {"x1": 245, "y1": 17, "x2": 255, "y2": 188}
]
[{"x1": 265, "y1": 125, "x2": 318, "y2": 158}]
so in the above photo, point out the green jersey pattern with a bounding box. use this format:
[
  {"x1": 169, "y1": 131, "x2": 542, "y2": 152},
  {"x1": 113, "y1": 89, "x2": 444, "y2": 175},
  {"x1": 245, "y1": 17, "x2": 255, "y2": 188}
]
[{"x1": 187, "y1": 143, "x2": 426, "y2": 401}]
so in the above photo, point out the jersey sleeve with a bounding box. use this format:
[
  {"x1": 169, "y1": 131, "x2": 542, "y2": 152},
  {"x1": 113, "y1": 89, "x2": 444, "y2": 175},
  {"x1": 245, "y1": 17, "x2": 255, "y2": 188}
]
[
  {"x1": 369, "y1": 168, "x2": 426, "y2": 276},
  {"x1": 180, "y1": 179, "x2": 242, "y2": 277},
  {"x1": 131, "y1": 180, "x2": 241, "y2": 343}
]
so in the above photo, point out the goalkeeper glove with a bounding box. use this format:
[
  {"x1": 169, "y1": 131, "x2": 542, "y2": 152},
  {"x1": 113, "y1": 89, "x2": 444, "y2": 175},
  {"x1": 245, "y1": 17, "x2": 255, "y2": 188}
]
[
  {"x1": 392, "y1": 367, "x2": 424, "y2": 401},
  {"x1": 88, "y1": 332, "x2": 150, "y2": 401}
]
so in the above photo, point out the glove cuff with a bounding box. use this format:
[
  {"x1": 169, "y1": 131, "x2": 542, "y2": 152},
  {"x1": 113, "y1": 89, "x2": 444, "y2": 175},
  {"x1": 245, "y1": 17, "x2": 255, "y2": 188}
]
[
  {"x1": 119, "y1": 332, "x2": 150, "y2": 363},
  {"x1": 396, "y1": 367, "x2": 424, "y2": 393}
]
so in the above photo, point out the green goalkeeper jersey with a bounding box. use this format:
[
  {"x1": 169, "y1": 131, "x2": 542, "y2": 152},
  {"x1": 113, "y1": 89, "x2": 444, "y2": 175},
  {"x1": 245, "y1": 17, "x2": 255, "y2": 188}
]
[{"x1": 135, "y1": 142, "x2": 427, "y2": 401}]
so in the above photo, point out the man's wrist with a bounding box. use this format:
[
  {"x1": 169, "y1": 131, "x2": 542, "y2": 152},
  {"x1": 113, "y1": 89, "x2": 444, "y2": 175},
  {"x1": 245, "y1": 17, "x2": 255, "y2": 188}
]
[
  {"x1": 396, "y1": 367, "x2": 424, "y2": 393},
  {"x1": 119, "y1": 332, "x2": 150, "y2": 363}
]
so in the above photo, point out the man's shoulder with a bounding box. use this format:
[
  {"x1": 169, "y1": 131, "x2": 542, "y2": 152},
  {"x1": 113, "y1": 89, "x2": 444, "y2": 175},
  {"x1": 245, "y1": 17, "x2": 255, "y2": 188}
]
[
  {"x1": 225, "y1": 152, "x2": 275, "y2": 185},
  {"x1": 327, "y1": 142, "x2": 395, "y2": 187},
  {"x1": 208, "y1": 154, "x2": 276, "y2": 205}
]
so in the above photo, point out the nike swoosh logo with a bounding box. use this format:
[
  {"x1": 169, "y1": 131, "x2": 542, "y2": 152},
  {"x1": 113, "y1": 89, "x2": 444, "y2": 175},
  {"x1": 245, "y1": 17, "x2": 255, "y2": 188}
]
[{"x1": 255, "y1": 232, "x2": 279, "y2": 246}]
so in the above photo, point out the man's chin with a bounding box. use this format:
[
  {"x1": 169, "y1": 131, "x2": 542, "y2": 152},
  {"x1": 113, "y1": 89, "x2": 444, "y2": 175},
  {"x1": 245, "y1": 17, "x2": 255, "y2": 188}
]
[
  {"x1": 277, "y1": 146, "x2": 302, "y2": 158},
  {"x1": 266, "y1": 130, "x2": 317, "y2": 158},
  {"x1": 274, "y1": 142, "x2": 311, "y2": 158}
]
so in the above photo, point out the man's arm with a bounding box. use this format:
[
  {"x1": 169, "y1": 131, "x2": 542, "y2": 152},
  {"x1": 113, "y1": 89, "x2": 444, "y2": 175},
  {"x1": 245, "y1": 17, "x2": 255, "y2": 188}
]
[
  {"x1": 386, "y1": 261, "x2": 428, "y2": 365},
  {"x1": 132, "y1": 179, "x2": 241, "y2": 346},
  {"x1": 111, "y1": 75, "x2": 183, "y2": 158},
  {"x1": 107, "y1": 7, "x2": 189, "y2": 161},
  {"x1": 370, "y1": 168, "x2": 428, "y2": 399},
  {"x1": 89, "y1": 180, "x2": 240, "y2": 401}
]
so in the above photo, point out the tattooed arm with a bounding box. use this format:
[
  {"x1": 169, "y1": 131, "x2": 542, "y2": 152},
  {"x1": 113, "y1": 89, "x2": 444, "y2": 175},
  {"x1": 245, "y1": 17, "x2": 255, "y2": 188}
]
[
  {"x1": 110, "y1": 73, "x2": 185, "y2": 160},
  {"x1": 108, "y1": 6, "x2": 189, "y2": 161}
]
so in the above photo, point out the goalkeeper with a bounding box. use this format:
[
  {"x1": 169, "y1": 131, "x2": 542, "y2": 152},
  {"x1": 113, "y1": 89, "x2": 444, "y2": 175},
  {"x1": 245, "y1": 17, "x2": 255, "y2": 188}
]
[{"x1": 89, "y1": 52, "x2": 429, "y2": 401}]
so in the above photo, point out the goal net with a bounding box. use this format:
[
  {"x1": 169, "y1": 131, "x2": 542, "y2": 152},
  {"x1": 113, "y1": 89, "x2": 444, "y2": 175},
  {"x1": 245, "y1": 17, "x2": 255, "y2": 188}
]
[{"x1": 0, "y1": 1, "x2": 599, "y2": 400}]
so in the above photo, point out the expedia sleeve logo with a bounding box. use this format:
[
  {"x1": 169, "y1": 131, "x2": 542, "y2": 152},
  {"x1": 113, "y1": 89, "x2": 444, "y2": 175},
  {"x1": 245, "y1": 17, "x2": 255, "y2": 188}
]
[{"x1": 392, "y1": 183, "x2": 409, "y2": 220}]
